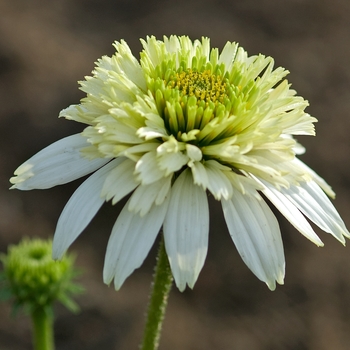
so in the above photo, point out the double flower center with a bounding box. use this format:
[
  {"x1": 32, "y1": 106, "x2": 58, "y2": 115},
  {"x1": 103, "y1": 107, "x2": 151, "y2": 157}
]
[{"x1": 151, "y1": 68, "x2": 235, "y2": 143}]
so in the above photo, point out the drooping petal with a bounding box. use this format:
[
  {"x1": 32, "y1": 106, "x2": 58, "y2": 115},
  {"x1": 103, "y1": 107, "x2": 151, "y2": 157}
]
[
  {"x1": 203, "y1": 160, "x2": 233, "y2": 200},
  {"x1": 101, "y1": 158, "x2": 139, "y2": 205},
  {"x1": 135, "y1": 151, "x2": 167, "y2": 184},
  {"x1": 52, "y1": 159, "x2": 120, "y2": 259},
  {"x1": 103, "y1": 194, "x2": 170, "y2": 290},
  {"x1": 281, "y1": 181, "x2": 350, "y2": 244},
  {"x1": 128, "y1": 175, "x2": 172, "y2": 216},
  {"x1": 260, "y1": 180, "x2": 324, "y2": 246},
  {"x1": 157, "y1": 152, "x2": 188, "y2": 176},
  {"x1": 292, "y1": 157, "x2": 335, "y2": 198},
  {"x1": 163, "y1": 169, "x2": 209, "y2": 291},
  {"x1": 156, "y1": 136, "x2": 189, "y2": 175},
  {"x1": 189, "y1": 160, "x2": 234, "y2": 199},
  {"x1": 10, "y1": 134, "x2": 109, "y2": 190},
  {"x1": 190, "y1": 161, "x2": 209, "y2": 190},
  {"x1": 221, "y1": 188, "x2": 285, "y2": 290},
  {"x1": 186, "y1": 144, "x2": 202, "y2": 163}
]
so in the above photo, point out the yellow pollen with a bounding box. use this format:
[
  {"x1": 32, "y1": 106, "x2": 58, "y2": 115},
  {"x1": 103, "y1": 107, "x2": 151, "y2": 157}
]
[{"x1": 171, "y1": 69, "x2": 228, "y2": 104}]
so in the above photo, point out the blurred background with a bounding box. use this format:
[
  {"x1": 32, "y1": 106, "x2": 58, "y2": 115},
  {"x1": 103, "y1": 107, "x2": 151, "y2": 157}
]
[{"x1": 1, "y1": 0, "x2": 350, "y2": 349}]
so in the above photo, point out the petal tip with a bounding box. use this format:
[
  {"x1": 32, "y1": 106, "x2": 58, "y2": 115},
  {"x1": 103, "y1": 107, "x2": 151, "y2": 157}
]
[{"x1": 52, "y1": 248, "x2": 64, "y2": 261}]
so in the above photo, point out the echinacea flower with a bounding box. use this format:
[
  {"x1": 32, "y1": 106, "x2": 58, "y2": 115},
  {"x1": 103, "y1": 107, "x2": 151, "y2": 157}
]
[{"x1": 10, "y1": 35, "x2": 349, "y2": 291}]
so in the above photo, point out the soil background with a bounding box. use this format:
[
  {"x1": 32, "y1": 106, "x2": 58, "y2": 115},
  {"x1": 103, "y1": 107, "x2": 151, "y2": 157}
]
[{"x1": 1, "y1": 1, "x2": 350, "y2": 349}]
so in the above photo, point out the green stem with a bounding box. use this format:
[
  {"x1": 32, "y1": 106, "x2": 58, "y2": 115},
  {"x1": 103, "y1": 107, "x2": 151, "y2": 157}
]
[
  {"x1": 31, "y1": 306, "x2": 55, "y2": 350},
  {"x1": 141, "y1": 236, "x2": 173, "y2": 350}
]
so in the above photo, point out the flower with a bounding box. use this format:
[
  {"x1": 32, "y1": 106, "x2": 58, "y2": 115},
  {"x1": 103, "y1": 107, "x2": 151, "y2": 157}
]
[
  {"x1": 0, "y1": 238, "x2": 83, "y2": 313},
  {"x1": 10, "y1": 36, "x2": 349, "y2": 291}
]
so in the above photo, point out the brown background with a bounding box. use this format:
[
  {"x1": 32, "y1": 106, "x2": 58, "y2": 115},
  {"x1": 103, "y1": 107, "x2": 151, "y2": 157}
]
[{"x1": 1, "y1": 0, "x2": 350, "y2": 349}]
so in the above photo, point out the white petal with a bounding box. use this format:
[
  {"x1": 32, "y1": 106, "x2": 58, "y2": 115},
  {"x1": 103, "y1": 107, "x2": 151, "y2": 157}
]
[
  {"x1": 137, "y1": 126, "x2": 168, "y2": 140},
  {"x1": 10, "y1": 134, "x2": 109, "y2": 190},
  {"x1": 261, "y1": 180, "x2": 323, "y2": 246},
  {"x1": 156, "y1": 137, "x2": 188, "y2": 175},
  {"x1": 204, "y1": 160, "x2": 233, "y2": 200},
  {"x1": 158, "y1": 152, "x2": 188, "y2": 176},
  {"x1": 293, "y1": 141, "x2": 306, "y2": 155},
  {"x1": 190, "y1": 160, "x2": 233, "y2": 200},
  {"x1": 103, "y1": 194, "x2": 170, "y2": 289},
  {"x1": 293, "y1": 158, "x2": 335, "y2": 198},
  {"x1": 226, "y1": 171, "x2": 264, "y2": 197},
  {"x1": 123, "y1": 142, "x2": 159, "y2": 162},
  {"x1": 52, "y1": 159, "x2": 120, "y2": 259},
  {"x1": 128, "y1": 175, "x2": 172, "y2": 216},
  {"x1": 281, "y1": 181, "x2": 350, "y2": 243},
  {"x1": 221, "y1": 189, "x2": 285, "y2": 290},
  {"x1": 218, "y1": 41, "x2": 238, "y2": 69},
  {"x1": 190, "y1": 161, "x2": 209, "y2": 190},
  {"x1": 113, "y1": 40, "x2": 147, "y2": 91},
  {"x1": 186, "y1": 144, "x2": 202, "y2": 162},
  {"x1": 163, "y1": 169, "x2": 209, "y2": 291},
  {"x1": 101, "y1": 158, "x2": 139, "y2": 205},
  {"x1": 135, "y1": 151, "x2": 167, "y2": 184}
]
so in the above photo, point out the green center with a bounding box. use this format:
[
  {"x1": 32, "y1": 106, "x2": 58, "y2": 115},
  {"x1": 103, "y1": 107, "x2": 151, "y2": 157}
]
[
  {"x1": 152, "y1": 68, "x2": 234, "y2": 142},
  {"x1": 29, "y1": 247, "x2": 47, "y2": 261}
]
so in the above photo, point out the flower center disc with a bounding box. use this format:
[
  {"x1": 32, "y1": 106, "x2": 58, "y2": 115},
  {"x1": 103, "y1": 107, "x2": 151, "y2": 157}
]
[
  {"x1": 155, "y1": 68, "x2": 234, "y2": 143},
  {"x1": 172, "y1": 69, "x2": 228, "y2": 104}
]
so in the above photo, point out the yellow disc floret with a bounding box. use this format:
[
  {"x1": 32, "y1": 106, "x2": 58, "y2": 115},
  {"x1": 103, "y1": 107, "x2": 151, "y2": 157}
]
[{"x1": 171, "y1": 69, "x2": 228, "y2": 104}]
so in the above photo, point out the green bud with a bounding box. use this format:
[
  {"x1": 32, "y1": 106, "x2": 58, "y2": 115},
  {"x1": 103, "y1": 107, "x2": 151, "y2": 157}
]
[{"x1": 0, "y1": 238, "x2": 83, "y2": 314}]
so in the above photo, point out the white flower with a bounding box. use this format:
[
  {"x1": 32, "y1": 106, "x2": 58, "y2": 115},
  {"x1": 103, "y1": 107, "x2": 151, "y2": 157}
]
[{"x1": 10, "y1": 36, "x2": 349, "y2": 291}]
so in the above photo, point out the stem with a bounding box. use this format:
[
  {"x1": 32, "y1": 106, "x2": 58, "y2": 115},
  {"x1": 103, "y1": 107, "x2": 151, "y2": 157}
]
[
  {"x1": 141, "y1": 236, "x2": 173, "y2": 350},
  {"x1": 31, "y1": 306, "x2": 55, "y2": 350}
]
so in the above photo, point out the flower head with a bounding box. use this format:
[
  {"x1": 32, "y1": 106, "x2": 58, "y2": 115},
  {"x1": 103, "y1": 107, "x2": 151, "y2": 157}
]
[
  {"x1": 0, "y1": 238, "x2": 82, "y2": 313},
  {"x1": 10, "y1": 36, "x2": 349, "y2": 291}
]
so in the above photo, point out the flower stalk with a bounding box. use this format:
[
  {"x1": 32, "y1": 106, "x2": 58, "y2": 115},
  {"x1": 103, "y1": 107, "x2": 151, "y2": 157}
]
[
  {"x1": 141, "y1": 235, "x2": 173, "y2": 350},
  {"x1": 31, "y1": 307, "x2": 55, "y2": 350}
]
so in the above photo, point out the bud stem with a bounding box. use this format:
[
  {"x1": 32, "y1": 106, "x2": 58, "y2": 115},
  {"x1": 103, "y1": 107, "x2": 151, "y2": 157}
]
[{"x1": 31, "y1": 307, "x2": 55, "y2": 350}]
